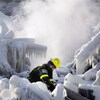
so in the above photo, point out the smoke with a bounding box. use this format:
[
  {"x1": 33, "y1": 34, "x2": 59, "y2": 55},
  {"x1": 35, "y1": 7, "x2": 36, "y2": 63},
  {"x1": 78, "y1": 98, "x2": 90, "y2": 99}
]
[{"x1": 14, "y1": 0, "x2": 100, "y2": 64}]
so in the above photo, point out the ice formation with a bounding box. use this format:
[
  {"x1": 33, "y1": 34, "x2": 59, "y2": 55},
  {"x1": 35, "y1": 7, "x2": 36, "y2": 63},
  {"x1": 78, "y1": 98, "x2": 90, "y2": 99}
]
[
  {"x1": 0, "y1": 11, "x2": 66, "y2": 100},
  {"x1": 75, "y1": 32, "x2": 100, "y2": 74},
  {"x1": 53, "y1": 23, "x2": 100, "y2": 100},
  {"x1": 0, "y1": 75, "x2": 65, "y2": 100},
  {"x1": 1, "y1": 3, "x2": 100, "y2": 100},
  {"x1": 0, "y1": 11, "x2": 47, "y2": 78}
]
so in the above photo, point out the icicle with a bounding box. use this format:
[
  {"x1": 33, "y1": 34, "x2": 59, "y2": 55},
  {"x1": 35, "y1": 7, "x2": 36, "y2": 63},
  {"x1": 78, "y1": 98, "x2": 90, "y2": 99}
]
[
  {"x1": 75, "y1": 32, "x2": 100, "y2": 74},
  {"x1": 93, "y1": 70, "x2": 100, "y2": 85}
]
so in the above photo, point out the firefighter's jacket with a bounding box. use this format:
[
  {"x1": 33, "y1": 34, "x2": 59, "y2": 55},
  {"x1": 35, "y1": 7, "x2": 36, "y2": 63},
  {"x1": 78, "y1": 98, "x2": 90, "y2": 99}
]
[{"x1": 27, "y1": 63, "x2": 55, "y2": 91}]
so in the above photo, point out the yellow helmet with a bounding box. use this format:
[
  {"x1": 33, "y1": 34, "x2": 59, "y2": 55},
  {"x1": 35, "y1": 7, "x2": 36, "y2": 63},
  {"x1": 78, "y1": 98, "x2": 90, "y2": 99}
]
[{"x1": 50, "y1": 58, "x2": 61, "y2": 68}]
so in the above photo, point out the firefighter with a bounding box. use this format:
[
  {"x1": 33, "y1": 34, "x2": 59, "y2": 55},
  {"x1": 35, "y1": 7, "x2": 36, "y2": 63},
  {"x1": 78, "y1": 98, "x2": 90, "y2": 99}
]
[{"x1": 27, "y1": 58, "x2": 61, "y2": 91}]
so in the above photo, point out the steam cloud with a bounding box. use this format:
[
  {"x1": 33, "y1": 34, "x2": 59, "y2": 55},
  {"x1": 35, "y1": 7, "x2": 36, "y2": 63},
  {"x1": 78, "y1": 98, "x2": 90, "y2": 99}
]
[{"x1": 14, "y1": 0, "x2": 100, "y2": 65}]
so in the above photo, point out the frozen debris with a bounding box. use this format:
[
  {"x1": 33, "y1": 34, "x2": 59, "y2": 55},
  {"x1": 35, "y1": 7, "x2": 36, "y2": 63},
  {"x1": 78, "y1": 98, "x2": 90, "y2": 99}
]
[
  {"x1": 53, "y1": 65, "x2": 72, "y2": 83},
  {"x1": 52, "y1": 84, "x2": 64, "y2": 100},
  {"x1": 18, "y1": 71, "x2": 30, "y2": 78},
  {"x1": 64, "y1": 87, "x2": 89, "y2": 100},
  {"x1": 64, "y1": 73, "x2": 89, "y2": 92},
  {"x1": 0, "y1": 41, "x2": 15, "y2": 77},
  {"x1": 82, "y1": 62, "x2": 100, "y2": 81},
  {"x1": 0, "y1": 30, "x2": 14, "y2": 40},
  {"x1": 26, "y1": 83, "x2": 51, "y2": 100},
  {"x1": 0, "y1": 19, "x2": 9, "y2": 37},
  {"x1": 75, "y1": 32, "x2": 100, "y2": 74},
  {"x1": 9, "y1": 76, "x2": 51, "y2": 100},
  {"x1": 64, "y1": 69, "x2": 100, "y2": 100},
  {"x1": 0, "y1": 89, "x2": 10, "y2": 100},
  {"x1": 0, "y1": 75, "x2": 65, "y2": 100},
  {"x1": 53, "y1": 69, "x2": 64, "y2": 84},
  {"x1": 93, "y1": 70, "x2": 100, "y2": 85},
  {"x1": 0, "y1": 11, "x2": 12, "y2": 26},
  {"x1": 7, "y1": 38, "x2": 47, "y2": 73},
  {"x1": 53, "y1": 61, "x2": 76, "y2": 84},
  {"x1": 0, "y1": 11, "x2": 47, "y2": 77},
  {"x1": 9, "y1": 75, "x2": 29, "y2": 99},
  {"x1": 0, "y1": 17, "x2": 14, "y2": 40},
  {"x1": 0, "y1": 78, "x2": 9, "y2": 93},
  {"x1": 82, "y1": 68, "x2": 97, "y2": 81},
  {"x1": 91, "y1": 22, "x2": 100, "y2": 36},
  {"x1": 78, "y1": 84, "x2": 100, "y2": 100}
]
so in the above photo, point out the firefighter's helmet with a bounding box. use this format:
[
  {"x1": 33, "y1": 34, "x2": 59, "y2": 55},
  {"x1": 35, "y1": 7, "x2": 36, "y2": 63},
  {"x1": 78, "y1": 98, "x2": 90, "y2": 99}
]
[{"x1": 50, "y1": 58, "x2": 61, "y2": 68}]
